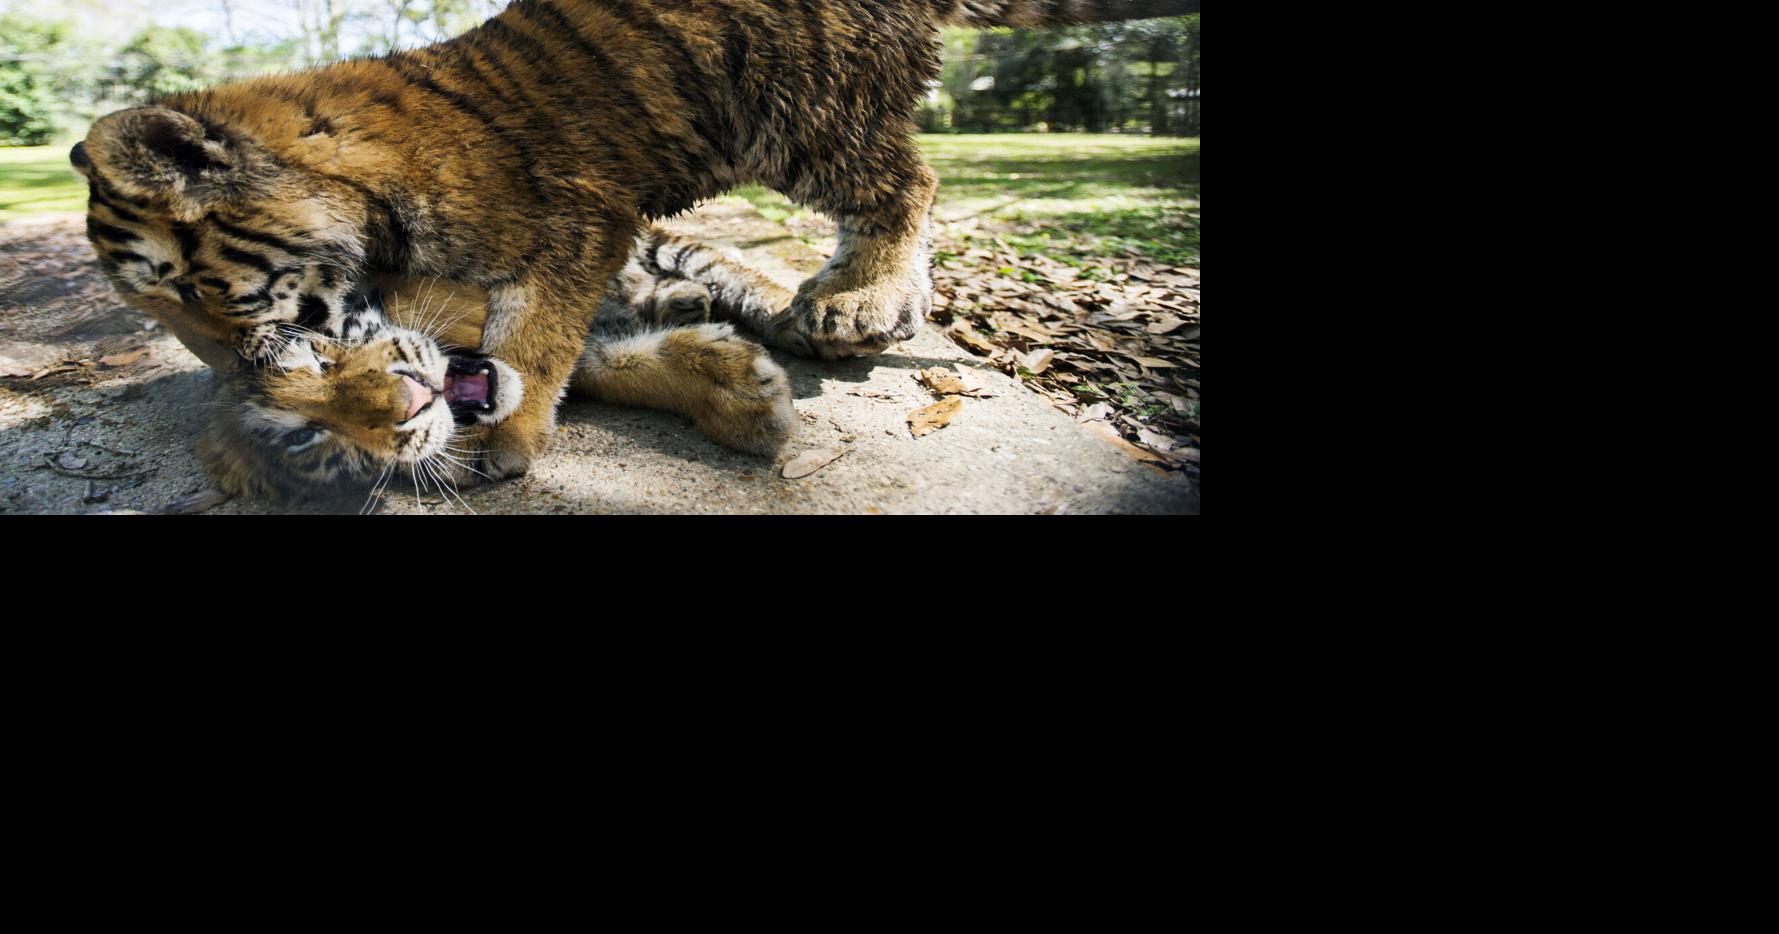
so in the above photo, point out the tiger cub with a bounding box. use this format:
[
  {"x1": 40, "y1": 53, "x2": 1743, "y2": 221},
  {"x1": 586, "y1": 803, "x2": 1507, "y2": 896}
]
[
  {"x1": 200, "y1": 231, "x2": 798, "y2": 504},
  {"x1": 74, "y1": 0, "x2": 1195, "y2": 482}
]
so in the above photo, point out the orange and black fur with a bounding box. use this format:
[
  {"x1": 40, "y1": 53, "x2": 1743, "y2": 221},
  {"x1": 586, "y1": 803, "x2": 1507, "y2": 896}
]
[
  {"x1": 74, "y1": 0, "x2": 1196, "y2": 482},
  {"x1": 199, "y1": 228, "x2": 799, "y2": 503}
]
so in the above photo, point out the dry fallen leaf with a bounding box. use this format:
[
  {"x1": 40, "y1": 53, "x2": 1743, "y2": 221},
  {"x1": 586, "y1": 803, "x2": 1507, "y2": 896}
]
[
  {"x1": 916, "y1": 367, "x2": 971, "y2": 396},
  {"x1": 953, "y1": 366, "x2": 996, "y2": 397},
  {"x1": 916, "y1": 366, "x2": 995, "y2": 398},
  {"x1": 782, "y1": 447, "x2": 847, "y2": 479},
  {"x1": 947, "y1": 323, "x2": 997, "y2": 355},
  {"x1": 98, "y1": 350, "x2": 149, "y2": 367},
  {"x1": 1018, "y1": 348, "x2": 1055, "y2": 375},
  {"x1": 1133, "y1": 357, "x2": 1177, "y2": 369},
  {"x1": 1154, "y1": 392, "x2": 1196, "y2": 417},
  {"x1": 908, "y1": 396, "x2": 964, "y2": 437},
  {"x1": 1136, "y1": 429, "x2": 1177, "y2": 453},
  {"x1": 1077, "y1": 402, "x2": 1113, "y2": 423},
  {"x1": 1083, "y1": 421, "x2": 1170, "y2": 469}
]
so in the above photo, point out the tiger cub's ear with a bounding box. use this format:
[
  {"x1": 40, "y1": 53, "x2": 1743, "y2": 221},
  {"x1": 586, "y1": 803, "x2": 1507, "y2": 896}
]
[{"x1": 81, "y1": 106, "x2": 257, "y2": 221}]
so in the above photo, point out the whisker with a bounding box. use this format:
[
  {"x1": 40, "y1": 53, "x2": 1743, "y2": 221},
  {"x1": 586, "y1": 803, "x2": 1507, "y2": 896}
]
[
  {"x1": 361, "y1": 462, "x2": 394, "y2": 515},
  {"x1": 434, "y1": 452, "x2": 490, "y2": 480},
  {"x1": 429, "y1": 460, "x2": 476, "y2": 515}
]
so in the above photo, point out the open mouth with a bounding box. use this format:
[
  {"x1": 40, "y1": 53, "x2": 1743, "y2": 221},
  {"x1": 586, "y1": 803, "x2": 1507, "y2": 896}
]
[{"x1": 444, "y1": 355, "x2": 499, "y2": 425}]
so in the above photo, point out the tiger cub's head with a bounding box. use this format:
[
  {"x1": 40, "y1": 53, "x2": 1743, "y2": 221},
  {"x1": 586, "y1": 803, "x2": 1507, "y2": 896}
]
[
  {"x1": 200, "y1": 321, "x2": 522, "y2": 504},
  {"x1": 71, "y1": 105, "x2": 369, "y2": 365}
]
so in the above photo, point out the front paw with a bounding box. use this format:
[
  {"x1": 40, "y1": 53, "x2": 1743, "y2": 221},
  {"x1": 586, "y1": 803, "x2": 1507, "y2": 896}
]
[
  {"x1": 447, "y1": 422, "x2": 537, "y2": 486},
  {"x1": 771, "y1": 277, "x2": 928, "y2": 361},
  {"x1": 480, "y1": 422, "x2": 538, "y2": 480}
]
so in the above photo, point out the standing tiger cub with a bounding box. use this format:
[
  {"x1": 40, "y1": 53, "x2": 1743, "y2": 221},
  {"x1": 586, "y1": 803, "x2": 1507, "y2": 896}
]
[{"x1": 73, "y1": 0, "x2": 1196, "y2": 482}]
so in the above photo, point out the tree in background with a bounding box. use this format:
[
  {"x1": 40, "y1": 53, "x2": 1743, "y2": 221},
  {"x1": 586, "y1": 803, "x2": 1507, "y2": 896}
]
[
  {"x1": 109, "y1": 26, "x2": 215, "y2": 101},
  {"x1": 0, "y1": 15, "x2": 98, "y2": 145},
  {"x1": 3, "y1": 13, "x2": 305, "y2": 142},
  {"x1": 921, "y1": 14, "x2": 1199, "y2": 136},
  {"x1": 367, "y1": 0, "x2": 505, "y2": 52},
  {"x1": 6, "y1": 3, "x2": 1196, "y2": 146}
]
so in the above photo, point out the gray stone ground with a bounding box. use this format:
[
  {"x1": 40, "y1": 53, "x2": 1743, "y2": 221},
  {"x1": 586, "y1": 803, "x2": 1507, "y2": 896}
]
[{"x1": 1, "y1": 202, "x2": 1197, "y2": 514}]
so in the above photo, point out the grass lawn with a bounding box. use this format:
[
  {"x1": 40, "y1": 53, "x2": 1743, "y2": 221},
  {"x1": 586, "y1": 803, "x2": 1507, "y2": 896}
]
[
  {"x1": 4, "y1": 134, "x2": 1203, "y2": 265},
  {"x1": 735, "y1": 133, "x2": 1200, "y2": 267},
  {"x1": 0, "y1": 146, "x2": 85, "y2": 221}
]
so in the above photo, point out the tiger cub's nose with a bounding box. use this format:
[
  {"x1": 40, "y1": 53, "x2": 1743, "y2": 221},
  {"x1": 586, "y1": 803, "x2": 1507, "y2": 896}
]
[{"x1": 402, "y1": 375, "x2": 434, "y2": 421}]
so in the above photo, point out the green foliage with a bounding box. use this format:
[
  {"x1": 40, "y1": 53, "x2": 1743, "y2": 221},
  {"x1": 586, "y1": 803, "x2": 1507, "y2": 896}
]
[
  {"x1": 110, "y1": 26, "x2": 216, "y2": 101},
  {"x1": 0, "y1": 15, "x2": 92, "y2": 145},
  {"x1": 108, "y1": 27, "x2": 302, "y2": 103},
  {"x1": 0, "y1": 13, "x2": 300, "y2": 145},
  {"x1": 921, "y1": 14, "x2": 1199, "y2": 136}
]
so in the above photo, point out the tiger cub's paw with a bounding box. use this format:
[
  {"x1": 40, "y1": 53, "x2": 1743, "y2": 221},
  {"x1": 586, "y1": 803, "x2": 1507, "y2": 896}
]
[
  {"x1": 674, "y1": 324, "x2": 795, "y2": 456},
  {"x1": 771, "y1": 268, "x2": 928, "y2": 361},
  {"x1": 445, "y1": 420, "x2": 536, "y2": 487}
]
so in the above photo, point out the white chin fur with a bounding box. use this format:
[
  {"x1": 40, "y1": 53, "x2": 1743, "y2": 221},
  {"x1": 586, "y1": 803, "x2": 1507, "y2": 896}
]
[{"x1": 476, "y1": 358, "x2": 524, "y2": 425}]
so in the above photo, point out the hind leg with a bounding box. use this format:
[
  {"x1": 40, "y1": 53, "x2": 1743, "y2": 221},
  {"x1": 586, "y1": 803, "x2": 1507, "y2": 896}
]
[{"x1": 768, "y1": 143, "x2": 936, "y2": 360}]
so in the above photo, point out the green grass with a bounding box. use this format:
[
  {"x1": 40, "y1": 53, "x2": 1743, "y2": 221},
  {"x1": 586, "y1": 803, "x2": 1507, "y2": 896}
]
[
  {"x1": 0, "y1": 146, "x2": 85, "y2": 221},
  {"x1": 735, "y1": 133, "x2": 1200, "y2": 266},
  {"x1": 5, "y1": 134, "x2": 1203, "y2": 264}
]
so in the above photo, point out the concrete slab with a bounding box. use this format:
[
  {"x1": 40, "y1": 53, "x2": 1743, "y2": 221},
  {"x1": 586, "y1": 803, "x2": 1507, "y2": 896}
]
[{"x1": 1, "y1": 203, "x2": 1197, "y2": 514}]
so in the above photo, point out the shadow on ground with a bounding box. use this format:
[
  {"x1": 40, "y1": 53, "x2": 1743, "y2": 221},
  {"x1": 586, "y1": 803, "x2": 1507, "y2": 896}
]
[{"x1": 2, "y1": 204, "x2": 1196, "y2": 514}]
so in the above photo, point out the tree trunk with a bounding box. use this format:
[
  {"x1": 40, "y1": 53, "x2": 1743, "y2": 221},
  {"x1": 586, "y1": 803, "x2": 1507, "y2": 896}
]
[{"x1": 1148, "y1": 37, "x2": 1166, "y2": 136}]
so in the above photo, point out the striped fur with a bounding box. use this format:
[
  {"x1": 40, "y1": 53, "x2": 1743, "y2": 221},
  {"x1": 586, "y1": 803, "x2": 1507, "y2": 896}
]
[
  {"x1": 199, "y1": 323, "x2": 480, "y2": 504},
  {"x1": 76, "y1": 0, "x2": 1192, "y2": 482},
  {"x1": 201, "y1": 229, "x2": 796, "y2": 503}
]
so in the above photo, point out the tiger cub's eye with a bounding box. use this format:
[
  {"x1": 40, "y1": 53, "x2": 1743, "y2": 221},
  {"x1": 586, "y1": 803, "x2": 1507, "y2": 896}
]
[{"x1": 284, "y1": 428, "x2": 319, "y2": 448}]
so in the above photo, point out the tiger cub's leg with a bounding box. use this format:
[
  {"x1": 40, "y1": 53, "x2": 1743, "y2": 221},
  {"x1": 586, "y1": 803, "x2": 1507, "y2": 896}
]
[
  {"x1": 766, "y1": 141, "x2": 937, "y2": 360},
  {"x1": 471, "y1": 241, "x2": 634, "y2": 480},
  {"x1": 631, "y1": 230, "x2": 797, "y2": 337},
  {"x1": 572, "y1": 323, "x2": 794, "y2": 456}
]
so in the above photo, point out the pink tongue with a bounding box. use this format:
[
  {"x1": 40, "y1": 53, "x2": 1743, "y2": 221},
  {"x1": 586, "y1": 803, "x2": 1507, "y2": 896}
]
[
  {"x1": 402, "y1": 376, "x2": 433, "y2": 420},
  {"x1": 445, "y1": 373, "x2": 489, "y2": 405}
]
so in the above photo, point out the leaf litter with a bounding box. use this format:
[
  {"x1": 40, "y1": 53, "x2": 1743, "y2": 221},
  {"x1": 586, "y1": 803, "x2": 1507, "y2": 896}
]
[{"x1": 927, "y1": 224, "x2": 1199, "y2": 480}]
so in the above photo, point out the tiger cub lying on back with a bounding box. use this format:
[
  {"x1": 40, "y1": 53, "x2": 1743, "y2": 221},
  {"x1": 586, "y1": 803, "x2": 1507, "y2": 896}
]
[{"x1": 201, "y1": 230, "x2": 798, "y2": 503}]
